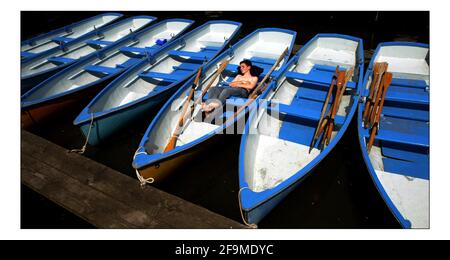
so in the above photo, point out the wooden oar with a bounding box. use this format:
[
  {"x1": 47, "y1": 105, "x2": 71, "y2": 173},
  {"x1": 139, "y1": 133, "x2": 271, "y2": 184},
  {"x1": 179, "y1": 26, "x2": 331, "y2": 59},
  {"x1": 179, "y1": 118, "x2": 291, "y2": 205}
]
[
  {"x1": 375, "y1": 72, "x2": 392, "y2": 126},
  {"x1": 322, "y1": 70, "x2": 346, "y2": 147},
  {"x1": 363, "y1": 62, "x2": 388, "y2": 124},
  {"x1": 366, "y1": 72, "x2": 392, "y2": 152},
  {"x1": 224, "y1": 47, "x2": 289, "y2": 123},
  {"x1": 309, "y1": 66, "x2": 339, "y2": 153},
  {"x1": 324, "y1": 68, "x2": 354, "y2": 145},
  {"x1": 368, "y1": 69, "x2": 392, "y2": 128},
  {"x1": 164, "y1": 66, "x2": 204, "y2": 152}
]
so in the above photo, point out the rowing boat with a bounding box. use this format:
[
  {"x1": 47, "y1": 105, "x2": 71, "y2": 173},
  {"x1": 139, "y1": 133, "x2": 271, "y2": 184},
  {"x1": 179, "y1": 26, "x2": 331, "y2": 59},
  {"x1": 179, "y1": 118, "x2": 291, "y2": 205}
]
[
  {"x1": 132, "y1": 28, "x2": 296, "y2": 184},
  {"x1": 21, "y1": 19, "x2": 194, "y2": 129},
  {"x1": 357, "y1": 42, "x2": 429, "y2": 228},
  {"x1": 21, "y1": 13, "x2": 122, "y2": 61},
  {"x1": 238, "y1": 34, "x2": 364, "y2": 225},
  {"x1": 21, "y1": 15, "x2": 157, "y2": 92},
  {"x1": 73, "y1": 20, "x2": 242, "y2": 146}
]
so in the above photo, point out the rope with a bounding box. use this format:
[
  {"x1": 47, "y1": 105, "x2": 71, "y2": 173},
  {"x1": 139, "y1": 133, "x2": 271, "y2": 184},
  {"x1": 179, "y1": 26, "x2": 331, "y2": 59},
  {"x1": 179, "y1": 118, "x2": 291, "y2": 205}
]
[
  {"x1": 68, "y1": 113, "x2": 94, "y2": 154},
  {"x1": 238, "y1": 187, "x2": 258, "y2": 229},
  {"x1": 133, "y1": 147, "x2": 154, "y2": 187},
  {"x1": 135, "y1": 169, "x2": 154, "y2": 187}
]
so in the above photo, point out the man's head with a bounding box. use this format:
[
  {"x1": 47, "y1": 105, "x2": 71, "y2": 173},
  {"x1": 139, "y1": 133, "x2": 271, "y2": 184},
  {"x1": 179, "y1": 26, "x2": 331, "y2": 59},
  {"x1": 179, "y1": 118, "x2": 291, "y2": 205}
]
[{"x1": 239, "y1": 60, "x2": 252, "y2": 75}]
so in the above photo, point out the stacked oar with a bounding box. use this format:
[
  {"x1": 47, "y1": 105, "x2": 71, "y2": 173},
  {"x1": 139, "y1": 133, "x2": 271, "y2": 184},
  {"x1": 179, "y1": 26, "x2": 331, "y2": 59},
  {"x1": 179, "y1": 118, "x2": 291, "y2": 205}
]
[
  {"x1": 362, "y1": 62, "x2": 393, "y2": 152},
  {"x1": 310, "y1": 66, "x2": 354, "y2": 152}
]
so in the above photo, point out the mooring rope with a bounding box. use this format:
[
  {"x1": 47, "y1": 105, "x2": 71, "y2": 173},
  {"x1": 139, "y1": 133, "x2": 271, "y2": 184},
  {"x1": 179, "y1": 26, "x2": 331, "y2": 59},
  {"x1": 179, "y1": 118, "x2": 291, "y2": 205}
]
[
  {"x1": 68, "y1": 113, "x2": 94, "y2": 154},
  {"x1": 133, "y1": 147, "x2": 154, "y2": 186},
  {"x1": 238, "y1": 187, "x2": 258, "y2": 229}
]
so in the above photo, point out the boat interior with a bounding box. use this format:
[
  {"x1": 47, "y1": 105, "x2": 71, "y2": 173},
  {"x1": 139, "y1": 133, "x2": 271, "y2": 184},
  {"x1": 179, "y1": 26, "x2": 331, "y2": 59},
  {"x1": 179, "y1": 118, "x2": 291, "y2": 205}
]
[
  {"x1": 241, "y1": 36, "x2": 361, "y2": 192},
  {"x1": 86, "y1": 22, "x2": 240, "y2": 114},
  {"x1": 22, "y1": 20, "x2": 193, "y2": 103},
  {"x1": 21, "y1": 17, "x2": 153, "y2": 78},
  {"x1": 21, "y1": 14, "x2": 120, "y2": 56},
  {"x1": 143, "y1": 30, "x2": 296, "y2": 157},
  {"x1": 363, "y1": 44, "x2": 429, "y2": 228}
]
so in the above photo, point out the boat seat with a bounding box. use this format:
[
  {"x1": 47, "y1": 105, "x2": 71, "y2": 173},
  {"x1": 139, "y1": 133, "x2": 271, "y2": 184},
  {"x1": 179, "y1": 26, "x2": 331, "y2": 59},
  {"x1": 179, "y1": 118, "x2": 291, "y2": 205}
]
[
  {"x1": 47, "y1": 56, "x2": 76, "y2": 65},
  {"x1": 139, "y1": 71, "x2": 189, "y2": 82},
  {"x1": 119, "y1": 46, "x2": 159, "y2": 57},
  {"x1": 382, "y1": 157, "x2": 429, "y2": 180},
  {"x1": 391, "y1": 78, "x2": 429, "y2": 89},
  {"x1": 86, "y1": 40, "x2": 114, "y2": 48},
  {"x1": 51, "y1": 36, "x2": 74, "y2": 43},
  {"x1": 268, "y1": 102, "x2": 345, "y2": 126},
  {"x1": 286, "y1": 70, "x2": 356, "y2": 89},
  {"x1": 381, "y1": 143, "x2": 428, "y2": 163},
  {"x1": 224, "y1": 64, "x2": 281, "y2": 78},
  {"x1": 168, "y1": 50, "x2": 214, "y2": 61},
  {"x1": 250, "y1": 57, "x2": 276, "y2": 65},
  {"x1": 380, "y1": 105, "x2": 429, "y2": 122},
  {"x1": 21, "y1": 51, "x2": 35, "y2": 58},
  {"x1": 201, "y1": 46, "x2": 221, "y2": 52},
  {"x1": 364, "y1": 127, "x2": 428, "y2": 148},
  {"x1": 384, "y1": 87, "x2": 429, "y2": 105},
  {"x1": 173, "y1": 62, "x2": 201, "y2": 71},
  {"x1": 116, "y1": 58, "x2": 140, "y2": 69},
  {"x1": 84, "y1": 65, "x2": 121, "y2": 75}
]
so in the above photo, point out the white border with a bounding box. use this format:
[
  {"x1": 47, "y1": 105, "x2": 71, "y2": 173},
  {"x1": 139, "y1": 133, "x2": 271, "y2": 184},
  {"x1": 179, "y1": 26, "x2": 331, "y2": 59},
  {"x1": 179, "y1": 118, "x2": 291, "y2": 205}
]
[{"x1": 2, "y1": 0, "x2": 449, "y2": 240}]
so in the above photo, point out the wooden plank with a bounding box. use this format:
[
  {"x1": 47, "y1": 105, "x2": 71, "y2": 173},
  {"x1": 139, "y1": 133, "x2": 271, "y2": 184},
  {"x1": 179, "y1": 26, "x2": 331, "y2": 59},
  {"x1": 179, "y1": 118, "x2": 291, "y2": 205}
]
[{"x1": 21, "y1": 130, "x2": 246, "y2": 228}]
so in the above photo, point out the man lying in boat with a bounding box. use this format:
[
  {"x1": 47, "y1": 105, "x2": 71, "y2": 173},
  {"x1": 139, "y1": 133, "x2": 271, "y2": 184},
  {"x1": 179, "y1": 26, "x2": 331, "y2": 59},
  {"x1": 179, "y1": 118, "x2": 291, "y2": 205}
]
[{"x1": 201, "y1": 60, "x2": 261, "y2": 115}]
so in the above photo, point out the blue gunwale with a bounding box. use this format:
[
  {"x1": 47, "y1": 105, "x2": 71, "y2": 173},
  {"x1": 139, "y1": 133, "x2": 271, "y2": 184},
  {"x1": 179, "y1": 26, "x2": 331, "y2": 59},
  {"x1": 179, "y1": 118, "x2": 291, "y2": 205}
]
[
  {"x1": 237, "y1": 34, "x2": 364, "y2": 218},
  {"x1": 74, "y1": 20, "x2": 243, "y2": 126},
  {"x1": 132, "y1": 27, "x2": 297, "y2": 169}
]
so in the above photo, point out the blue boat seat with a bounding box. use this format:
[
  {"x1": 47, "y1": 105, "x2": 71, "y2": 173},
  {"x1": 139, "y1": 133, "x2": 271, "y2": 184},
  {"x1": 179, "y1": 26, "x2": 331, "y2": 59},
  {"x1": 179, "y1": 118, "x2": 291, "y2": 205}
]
[
  {"x1": 224, "y1": 63, "x2": 281, "y2": 78},
  {"x1": 380, "y1": 105, "x2": 429, "y2": 122},
  {"x1": 251, "y1": 57, "x2": 276, "y2": 65},
  {"x1": 391, "y1": 78, "x2": 429, "y2": 89},
  {"x1": 84, "y1": 65, "x2": 121, "y2": 75},
  {"x1": 47, "y1": 56, "x2": 76, "y2": 64},
  {"x1": 201, "y1": 46, "x2": 221, "y2": 52},
  {"x1": 119, "y1": 46, "x2": 159, "y2": 56},
  {"x1": 173, "y1": 63, "x2": 201, "y2": 71},
  {"x1": 139, "y1": 71, "x2": 189, "y2": 82},
  {"x1": 168, "y1": 50, "x2": 214, "y2": 61},
  {"x1": 21, "y1": 51, "x2": 35, "y2": 58},
  {"x1": 381, "y1": 144, "x2": 428, "y2": 163},
  {"x1": 116, "y1": 58, "x2": 140, "y2": 69},
  {"x1": 268, "y1": 102, "x2": 346, "y2": 126},
  {"x1": 382, "y1": 157, "x2": 429, "y2": 180},
  {"x1": 51, "y1": 36, "x2": 74, "y2": 43},
  {"x1": 86, "y1": 40, "x2": 114, "y2": 48},
  {"x1": 364, "y1": 127, "x2": 428, "y2": 148},
  {"x1": 384, "y1": 87, "x2": 429, "y2": 105},
  {"x1": 286, "y1": 70, "x2": 357, "y2": 89}
]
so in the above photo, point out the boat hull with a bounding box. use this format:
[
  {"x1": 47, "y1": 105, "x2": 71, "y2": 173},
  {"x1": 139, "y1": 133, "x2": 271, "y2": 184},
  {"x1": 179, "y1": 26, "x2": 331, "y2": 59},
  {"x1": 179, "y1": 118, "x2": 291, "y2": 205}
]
[
  {"x1": 137, "y1": 131, "x2": 222, "y2": 183},
  {"x1": 21, "y1": 65, "x2": 67, "y2": 94},
  {"x1": 21, "y1": 77, "x2": 115, "y2": 129},
  {"x1": 79, "y1": 84, "x2": 180, "y2": 146}
]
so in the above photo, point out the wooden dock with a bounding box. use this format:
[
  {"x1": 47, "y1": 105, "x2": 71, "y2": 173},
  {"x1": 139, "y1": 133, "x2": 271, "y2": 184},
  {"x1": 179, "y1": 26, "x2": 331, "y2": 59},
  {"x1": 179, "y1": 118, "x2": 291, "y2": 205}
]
[{"x1": 21, "y1": 130, "x2": 246, "y2": 228}]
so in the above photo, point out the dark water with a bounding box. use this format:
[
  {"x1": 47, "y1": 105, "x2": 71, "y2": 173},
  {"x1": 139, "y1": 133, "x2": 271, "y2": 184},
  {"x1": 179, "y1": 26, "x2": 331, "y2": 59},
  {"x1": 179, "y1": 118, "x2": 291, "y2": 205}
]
[{"x1": 21, "y1": 11, "x2": 429, "y2": 228}]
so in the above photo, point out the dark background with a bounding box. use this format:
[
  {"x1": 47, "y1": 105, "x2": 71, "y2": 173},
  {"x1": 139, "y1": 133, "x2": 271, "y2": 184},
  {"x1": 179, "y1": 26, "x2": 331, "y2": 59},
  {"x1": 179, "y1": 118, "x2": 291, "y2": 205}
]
[{"x1": 21, "y1": 11, "x2": 429, "y2": 229}]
